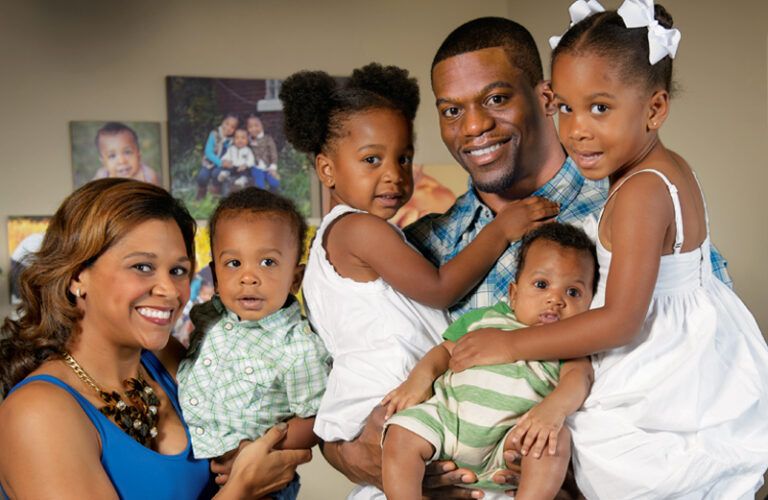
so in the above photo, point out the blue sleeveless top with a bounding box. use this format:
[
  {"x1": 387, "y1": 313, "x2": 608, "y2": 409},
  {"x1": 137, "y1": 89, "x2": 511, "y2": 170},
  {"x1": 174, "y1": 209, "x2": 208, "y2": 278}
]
[{"x1": 1, "y1": 351, "x2": 216, "y2": 499}]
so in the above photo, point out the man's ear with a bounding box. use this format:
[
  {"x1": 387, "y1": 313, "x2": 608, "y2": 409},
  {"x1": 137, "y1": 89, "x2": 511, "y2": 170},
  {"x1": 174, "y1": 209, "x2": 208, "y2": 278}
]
[
  {"x1": 291, "y1": 263, "x2": 305, "y2": 295},
  {"x1": 646, "y1": 89, "x2": 669, "y2": 131},
  {"x1": 315, "y1": 154, "x2": 335, "y2": 189},
  {"x1": 538, "y1": 80, "x2": 558, "y2": 117}
]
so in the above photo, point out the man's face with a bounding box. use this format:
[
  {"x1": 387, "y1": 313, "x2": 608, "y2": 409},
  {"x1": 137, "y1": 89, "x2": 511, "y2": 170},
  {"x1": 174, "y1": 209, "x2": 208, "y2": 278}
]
[{"x1": 432, "y1": 47, "x2": 543, "y2": 194}]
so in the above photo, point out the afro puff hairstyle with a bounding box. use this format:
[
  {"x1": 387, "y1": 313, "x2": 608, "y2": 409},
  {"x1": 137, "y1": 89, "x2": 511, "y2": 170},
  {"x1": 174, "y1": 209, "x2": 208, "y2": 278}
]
[{"x1": 280, "y1": 63, "x2": 419, "y2": 156}]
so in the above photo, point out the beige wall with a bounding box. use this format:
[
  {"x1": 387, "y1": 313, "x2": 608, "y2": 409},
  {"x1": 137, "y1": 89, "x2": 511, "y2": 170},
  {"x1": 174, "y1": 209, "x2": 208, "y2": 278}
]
[{"x1": 1, "y1": 0, "x2": 766, "y2": 497}]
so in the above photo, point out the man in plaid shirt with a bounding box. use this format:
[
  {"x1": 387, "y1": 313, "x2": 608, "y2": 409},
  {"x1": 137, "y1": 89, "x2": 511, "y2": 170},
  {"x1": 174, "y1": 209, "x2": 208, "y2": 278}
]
[{"x1": 322, "y1": 16, "x2": 730, "y2": 498}]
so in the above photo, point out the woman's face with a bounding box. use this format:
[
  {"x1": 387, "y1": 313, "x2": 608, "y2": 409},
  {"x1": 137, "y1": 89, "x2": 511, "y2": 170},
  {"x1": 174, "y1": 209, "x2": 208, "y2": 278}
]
[{"x1": 74, "y1": 219, "x2": 192, "y2": 351}]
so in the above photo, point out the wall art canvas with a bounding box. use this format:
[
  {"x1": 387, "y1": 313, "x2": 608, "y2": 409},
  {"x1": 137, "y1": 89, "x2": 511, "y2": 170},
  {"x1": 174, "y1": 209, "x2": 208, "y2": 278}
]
[{"x1": 70, "y1": 121, "x2": 163, "y2": 189}]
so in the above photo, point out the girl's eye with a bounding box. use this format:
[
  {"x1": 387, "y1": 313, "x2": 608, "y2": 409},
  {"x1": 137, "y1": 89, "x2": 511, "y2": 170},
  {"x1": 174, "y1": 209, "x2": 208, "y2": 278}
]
[
  {"x1": 399, "y1": 155, "x2": 413, "y2": 167},
  {"x1": 557, "y1": 103, "x2": 572, "y2": 114},
  {"x1": 533, "y1": 280, "x2": 547, "y2": 289},
  {"x1": 363, "y1": 156, "x2": 381, "y2": 165},
  {"x1": 171, "y1": 266, "x2": 190, "y2": 277},
  {"x1": 133, "y1": 263, "x2": 153, "y2": 273},
  {"x1": 260, "y1": 258, "x2": 276, "y2": 267},
  {"x1": 567, "y1": 287, "x2": 582, "y2": 298},
  {"x1": 225, "y1": 259, "x2": 241, "y2": 268},
  {"x1": 591, "y1": 104, "x2": 608, "y2": 114},
  {"x1": 442, "y1": 107, "x2": 460, "y2": 119}
]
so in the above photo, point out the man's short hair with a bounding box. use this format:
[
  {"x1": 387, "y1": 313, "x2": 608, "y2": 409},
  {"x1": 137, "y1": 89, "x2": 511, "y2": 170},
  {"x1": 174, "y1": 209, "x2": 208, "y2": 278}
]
[{"x1": 432, "y1": 17, "x2": 543, "y2": 87}]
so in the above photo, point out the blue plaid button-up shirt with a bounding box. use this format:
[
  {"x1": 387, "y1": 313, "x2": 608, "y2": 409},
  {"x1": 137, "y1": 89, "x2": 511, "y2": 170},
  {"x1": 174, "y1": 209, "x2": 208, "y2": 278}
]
[{"x1": 405, "y1": 158, "x2": 731, "y2": 319}]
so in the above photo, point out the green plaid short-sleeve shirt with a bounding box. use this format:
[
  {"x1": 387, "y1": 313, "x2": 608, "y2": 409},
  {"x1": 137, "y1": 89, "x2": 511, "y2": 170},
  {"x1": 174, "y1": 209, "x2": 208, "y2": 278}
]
[{"x1": 177, "y1": 296, "x2": 330, "y2": 459}]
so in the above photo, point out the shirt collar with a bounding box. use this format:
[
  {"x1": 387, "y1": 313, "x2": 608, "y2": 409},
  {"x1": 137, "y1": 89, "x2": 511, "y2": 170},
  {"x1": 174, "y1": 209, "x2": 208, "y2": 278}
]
[
  {"x1": 212, "y1": 295, "x2": 301, "y2": 336},
  {"x1": 452, "y1": 156, "x2": 582, "y2": 238}
]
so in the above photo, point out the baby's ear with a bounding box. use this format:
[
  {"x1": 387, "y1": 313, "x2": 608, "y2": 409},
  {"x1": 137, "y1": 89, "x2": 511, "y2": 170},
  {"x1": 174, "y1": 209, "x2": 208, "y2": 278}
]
[
  {"x1": 208, "y1": 262, "x2": 218, "y2": 291},
  {"x1": 291, "y1": 263, "x2": 305, "y2": 295},
  {"x1": 508, "y1": 281, "x2": 518, "y2": 309},
  {"x1": 315, "y1": 154, "x2": 335, "y2": 188}
]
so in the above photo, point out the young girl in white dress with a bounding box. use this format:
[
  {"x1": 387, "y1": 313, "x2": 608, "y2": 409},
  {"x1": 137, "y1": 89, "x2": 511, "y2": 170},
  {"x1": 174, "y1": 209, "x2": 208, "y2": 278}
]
[
  {"x1": 447, "y1": 1, "x2": 768, "y2": 498},
  {"x1": 280, "y1": 63, "x2": 558, "y2": 499}
]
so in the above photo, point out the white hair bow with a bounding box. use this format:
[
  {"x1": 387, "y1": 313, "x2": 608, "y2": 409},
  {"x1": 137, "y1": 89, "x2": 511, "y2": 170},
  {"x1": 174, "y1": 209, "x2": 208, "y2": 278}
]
[
  {"x1": 549, "y1": 0, "x2": 605, "y2": 50},
  {"x1": 617, "y1": 0, "x2": 681, "y2": 64}
]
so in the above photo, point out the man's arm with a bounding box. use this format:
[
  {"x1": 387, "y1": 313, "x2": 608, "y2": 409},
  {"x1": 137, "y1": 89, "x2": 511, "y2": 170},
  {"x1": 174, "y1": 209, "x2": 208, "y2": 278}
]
[
  {"x1": 319, "y1": 406, "x2": 386, "y2": 488},
  {"x1": 709, "y1": 243, "x2": 732, "y2": 288}
]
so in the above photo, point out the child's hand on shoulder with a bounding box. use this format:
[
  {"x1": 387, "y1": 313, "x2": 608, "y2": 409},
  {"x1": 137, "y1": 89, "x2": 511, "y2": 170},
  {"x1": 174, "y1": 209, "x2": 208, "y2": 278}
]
[
  {"x1": 381, "y1": 376, "x2": 434, "y2": 420},
  {"x1": 507, "y1": 397, "x2": 567, "y2": 459},
  {"x1": 449, "y1": 328, "x2": 516, "y2": 372},
  {"x1": 494, "y1": 196, "x2": 559, "y2": 243}
]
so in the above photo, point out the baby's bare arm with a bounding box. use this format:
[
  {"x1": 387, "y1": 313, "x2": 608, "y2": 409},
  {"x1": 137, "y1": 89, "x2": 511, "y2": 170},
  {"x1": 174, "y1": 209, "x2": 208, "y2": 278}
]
[
  {"x1": 510, "y1": 358, "x2": 593, "y2": 458},
  {"x1": 381, "y1": 342, "x2": 453, "y2": 419},
  {"x1": 276, "y1": 416, "x2": 318, "y2": 450}
]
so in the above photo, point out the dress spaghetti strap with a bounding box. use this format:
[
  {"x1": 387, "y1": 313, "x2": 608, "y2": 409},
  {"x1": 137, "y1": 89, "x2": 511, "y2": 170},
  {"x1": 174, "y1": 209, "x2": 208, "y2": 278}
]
[{"x1": 606, "y1": 169, "x2": 684, "y2": 254}]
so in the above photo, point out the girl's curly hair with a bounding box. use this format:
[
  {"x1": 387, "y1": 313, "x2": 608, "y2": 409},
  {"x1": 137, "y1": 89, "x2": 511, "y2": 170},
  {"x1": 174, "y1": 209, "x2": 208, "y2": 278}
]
[{"x1": 280, "y1": 62, "x2": 419, "y2": 155}]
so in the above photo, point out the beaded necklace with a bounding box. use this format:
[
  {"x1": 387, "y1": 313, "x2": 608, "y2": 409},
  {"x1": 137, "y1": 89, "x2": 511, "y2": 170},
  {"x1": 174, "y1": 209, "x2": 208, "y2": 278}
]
[{"x1": 62, "y1": 352, "x2": 160, "y2": 447}]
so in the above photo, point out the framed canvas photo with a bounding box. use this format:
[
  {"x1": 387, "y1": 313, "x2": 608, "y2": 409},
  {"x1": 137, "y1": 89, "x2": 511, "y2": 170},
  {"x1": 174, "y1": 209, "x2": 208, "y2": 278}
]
[
  {"x1": 166, "y1": 76, "x2": 321, "y2": 221},
  {"x1": 70, "y1": 121, "x2": 163, "y2": 189},
  {"x1": 389, "y1": 163, "x2": 458, "y2": 228},
  {"x1": 7, "y1": 216, "x2": 51, "y2": 304}
]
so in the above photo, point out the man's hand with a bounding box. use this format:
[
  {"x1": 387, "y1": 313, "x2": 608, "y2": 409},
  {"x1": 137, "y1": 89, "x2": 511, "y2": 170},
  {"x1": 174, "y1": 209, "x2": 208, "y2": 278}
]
[
  {"x1": 321, "y1": 406, "x2": 386, "y2": 488},
  {"x1": 422, "y1": 460, "x2": 484, "y2": 498},
  {"x1": 449, "y1": 329, "x2": 516, "y2": 372}
]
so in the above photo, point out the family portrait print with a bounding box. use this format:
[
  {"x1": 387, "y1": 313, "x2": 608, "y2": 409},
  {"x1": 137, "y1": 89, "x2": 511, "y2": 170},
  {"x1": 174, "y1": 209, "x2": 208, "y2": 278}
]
[
  {"x1": 166, "y1": 76, "x2": 320, "y2": 220},
  {"x1": 69, "y1": 121, "x2": 163, "y2": 189}
]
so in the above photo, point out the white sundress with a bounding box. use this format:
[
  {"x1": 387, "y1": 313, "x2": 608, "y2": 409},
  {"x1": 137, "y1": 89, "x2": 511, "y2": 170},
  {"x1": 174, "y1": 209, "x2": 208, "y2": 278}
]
[
  {"x1": 569, "y1": 169, "x2": 768, "y2": 499},
  {"x1": 302, "y1": 204, "x2": 450, "y2": 500}
]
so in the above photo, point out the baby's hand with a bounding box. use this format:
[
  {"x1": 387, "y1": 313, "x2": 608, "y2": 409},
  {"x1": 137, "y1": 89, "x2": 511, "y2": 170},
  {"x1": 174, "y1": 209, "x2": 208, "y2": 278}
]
[
  {"x1": 495, "y1": 196, "x2": 559, "y2": 243},
  {"x1": 380, "y1": 377, "x2": 433, "y2": 420},
  {"x1": 507, "y1": 400, "x2": 566, "y2": 459}
]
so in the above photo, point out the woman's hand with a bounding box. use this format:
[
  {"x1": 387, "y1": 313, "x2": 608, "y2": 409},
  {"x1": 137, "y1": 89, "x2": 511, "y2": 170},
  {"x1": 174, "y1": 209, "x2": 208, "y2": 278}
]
[
  {"x1": 216, "y1": 423, "x2": 311, "y2": 498},
  {"x1": 449, "y1": 329, "x2": 516, "y2": 372}
]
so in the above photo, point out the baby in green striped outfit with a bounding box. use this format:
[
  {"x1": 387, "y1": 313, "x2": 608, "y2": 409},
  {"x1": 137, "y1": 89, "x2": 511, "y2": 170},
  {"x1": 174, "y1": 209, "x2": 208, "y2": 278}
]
[{"x1": 382, "y1": 223, "x2": 597, "y2": 500}]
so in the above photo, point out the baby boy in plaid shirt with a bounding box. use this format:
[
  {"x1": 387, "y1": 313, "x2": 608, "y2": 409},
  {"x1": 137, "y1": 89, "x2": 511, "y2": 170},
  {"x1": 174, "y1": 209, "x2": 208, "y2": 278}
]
[{"x1": 178, "y1": 188, "x2": 329, "y2": 500}]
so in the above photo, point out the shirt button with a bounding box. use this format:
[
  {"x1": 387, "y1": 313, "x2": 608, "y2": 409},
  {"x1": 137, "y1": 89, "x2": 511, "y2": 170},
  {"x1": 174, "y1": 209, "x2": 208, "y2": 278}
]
[
  {"x1": 224, "y1": 322, "x2": 234, "y2": 331},
  {"x1": 244, "y1": 366, "x2": 254, "y2": 375},
  {"x1": 203, "y1": 358, "x2": 212, "y2": 367},
  {"x1": 189, "y1": 397, "x2": 199, "y2": 406},
  {"x1": 195, "y1": 427, "x2": 205, "y2": 435}
]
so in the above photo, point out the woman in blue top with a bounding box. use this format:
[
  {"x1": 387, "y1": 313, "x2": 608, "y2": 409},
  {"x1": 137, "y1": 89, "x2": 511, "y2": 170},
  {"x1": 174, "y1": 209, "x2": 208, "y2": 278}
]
[{"x1": 0, "y1": 179, "x2": 309, "y2": 499}]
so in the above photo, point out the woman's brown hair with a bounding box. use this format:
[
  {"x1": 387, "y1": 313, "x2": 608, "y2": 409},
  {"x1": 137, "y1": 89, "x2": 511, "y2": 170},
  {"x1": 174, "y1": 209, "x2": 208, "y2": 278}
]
[{"x1": 0, "y1": 179, "x2": 196, "y2": 396}]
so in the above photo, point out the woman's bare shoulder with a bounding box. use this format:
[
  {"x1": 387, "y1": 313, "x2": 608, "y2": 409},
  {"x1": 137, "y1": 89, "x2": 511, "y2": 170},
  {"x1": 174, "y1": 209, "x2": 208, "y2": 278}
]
[
  {"x1": 0, "y1": 371, "x2": 96, "y2": 440},
  {"x1": 0, "y1": 373, "x2": 112, "y2": 498}
]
